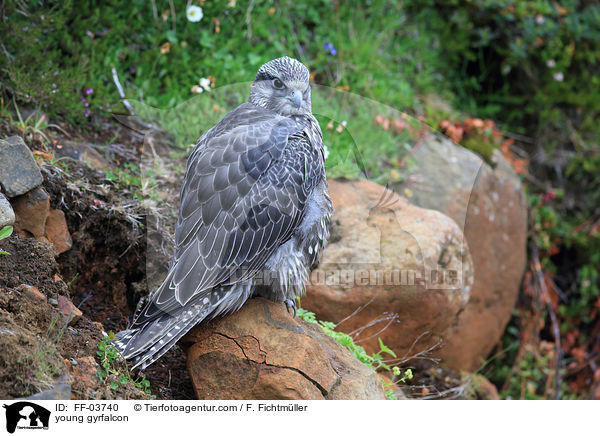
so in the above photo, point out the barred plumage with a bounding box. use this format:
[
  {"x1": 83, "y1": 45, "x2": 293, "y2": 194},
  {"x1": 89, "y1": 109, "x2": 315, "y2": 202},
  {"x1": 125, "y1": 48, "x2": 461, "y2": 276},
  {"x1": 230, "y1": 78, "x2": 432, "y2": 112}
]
[{"x1": 115, "y1": 57, "x2": 333, "y2": 369}]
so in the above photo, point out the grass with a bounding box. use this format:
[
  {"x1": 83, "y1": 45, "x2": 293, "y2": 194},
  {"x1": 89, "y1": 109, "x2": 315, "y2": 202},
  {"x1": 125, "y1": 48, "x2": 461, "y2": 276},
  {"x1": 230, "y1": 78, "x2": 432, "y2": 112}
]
[
  {"x1": 104, "y1": 162, "x2": 161, "y2": 203},
  {"x1": 132, "y1": 82, "x2": 424, "y2": 181},
  {"x1": 16, "y1": 312, "x2": 68, "y2": 396},
  {"x1": 0, "y1": 1, "x2": 451, "y2": 169}
]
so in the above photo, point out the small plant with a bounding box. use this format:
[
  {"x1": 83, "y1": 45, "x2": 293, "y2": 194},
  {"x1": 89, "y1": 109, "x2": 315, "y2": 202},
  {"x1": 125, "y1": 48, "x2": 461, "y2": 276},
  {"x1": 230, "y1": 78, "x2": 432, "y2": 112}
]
[
  {"x1": 297, "y1": 306, "x2": 395, "y2": 370},
  {"x1": 0, "y1": 225, "x2": 13, "y2": 255},
  {"x1": 105, "y1": 163, "x2": 160, "y2": 203},
  {"x1": 17, "y1": 312, "x2": 70, "y2": 396},
  {"x1": 296, "y1": 299, "x2": 412, "y2": 384},
  {"x1": 296, "y1": 301, "x2": 413, "y2": 399},
  {"x1": 96, "y1": 332, "x2": 153, "y2": 396},
  {"x1": 382, "y1": 367, "x2": 414, "y2": 400}
]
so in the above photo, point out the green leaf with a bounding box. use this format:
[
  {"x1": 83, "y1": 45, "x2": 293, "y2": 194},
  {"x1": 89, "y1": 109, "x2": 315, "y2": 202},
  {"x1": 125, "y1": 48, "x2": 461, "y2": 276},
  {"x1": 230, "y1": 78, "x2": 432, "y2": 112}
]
[
  {"x1": 0, "y1": 250, "x2": 10, "y2": 255},
  {"x1": 0, "y1": 225, "x2": 13, "y2": 241},
  {"x1": 165, "y1": 30, "x2": 178, "y2": 43},
  {"x1": 378, "y1": 338, "x2": 397, "y2": 358}
]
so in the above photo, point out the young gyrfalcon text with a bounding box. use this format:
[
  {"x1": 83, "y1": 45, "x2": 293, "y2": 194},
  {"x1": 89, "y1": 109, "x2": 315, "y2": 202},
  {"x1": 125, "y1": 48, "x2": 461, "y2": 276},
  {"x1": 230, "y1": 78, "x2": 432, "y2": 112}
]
[{"x1": 115, "y1": 57, "x2": 333, "y2": 369}]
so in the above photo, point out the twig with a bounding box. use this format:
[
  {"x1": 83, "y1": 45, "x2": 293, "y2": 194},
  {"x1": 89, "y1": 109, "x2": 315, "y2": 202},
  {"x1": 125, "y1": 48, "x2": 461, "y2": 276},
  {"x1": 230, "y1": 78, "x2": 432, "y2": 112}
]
[
  {"x1": 168, "y1": 0, "x2": 176, "y2": 33},
  {"x1": 519, "y1": 171, "x2": 547, "y2": 190},
  {"x1": 0, "y1": 42, "x2": 14, "y2": 61},
  {"x1": 503, "y1": 130, "x2": 535, "y2": 144},
  {"x1": 47, "y1": 123, "x2": 71, "y2": 137},
  {"x1": 531, "y1": 241, "x2": 563, "y2": 399},
  {"x1": 353, "y1": 313, "x2": 399, "y2": 343},
  {"x1": 404, "y1": 382, "x2": 468, "y2": 400},
  {"x1": 150, "y1": 0, "x2": 158, "y2": 21},
  {"x1": 335, "y1": 296, "x2": 375, "y2": 328},
  {"x1": 245, "y1": 0, "x2": 256, "y2": 39},
  {"x1": 384, "y1": 336, "x2": 442, "y2": 366},
  {"x1": 349, "y1": 313, "x2": 398, "y2": 341},
  {"x1": 567, "y1": 119, "x2": 588, "y2": 152},
  {"x1": 111, "y1": 67, "x2": 136, "y2": 117}
]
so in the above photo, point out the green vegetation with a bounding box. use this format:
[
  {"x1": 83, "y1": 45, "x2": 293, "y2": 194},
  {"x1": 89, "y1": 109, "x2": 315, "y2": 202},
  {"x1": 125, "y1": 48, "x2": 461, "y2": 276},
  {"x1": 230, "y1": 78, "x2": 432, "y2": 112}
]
[
  {"x1": 1, "y1": 0, "x2": 598, "y2": 399},
  {"x1": 105, "y1": 163, "x2": 160, "y2": 203},
  {"x1": 297, "y1": 303, "x2": 413, "y2": 399},
  {"x1": 0, "y1": 226, "x2": 12, "y2": 255},
  {"x1": 17, "y1": 313, "x2": 68, "y2": 397},
  {"x1": 297, "y1": 305, "x2": 394, "y2": 371},
  {"x1": 96, "y1": 332, "x2": 153, "y2": 396},
  {"x1": 409, "y1": 1, "x2": 600, "y2": 142}
]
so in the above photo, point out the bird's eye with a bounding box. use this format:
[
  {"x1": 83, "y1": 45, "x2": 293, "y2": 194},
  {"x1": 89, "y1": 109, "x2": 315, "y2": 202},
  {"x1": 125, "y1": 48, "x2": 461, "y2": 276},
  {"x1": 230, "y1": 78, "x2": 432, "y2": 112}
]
[{"x1": 272, "y1": 78, "x2": 285, "y2": 89}]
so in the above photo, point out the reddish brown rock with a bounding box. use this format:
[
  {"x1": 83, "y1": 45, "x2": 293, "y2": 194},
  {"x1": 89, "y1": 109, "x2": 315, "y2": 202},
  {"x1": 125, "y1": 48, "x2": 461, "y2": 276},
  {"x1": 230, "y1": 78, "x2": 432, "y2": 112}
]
[
  {"x1": 17, "y1": 284, "x2": 47, "y2": 303},
  {"x1": 44, "y1": 209, "x2": 73, "y2": 254},
  {"x1": 12, "y1": 187, "x2": 50, "y2": 237},
  {"x1": 67, "y1": 356, "x2": 98, "y2": 399},
  {"x1": 467, "y1": 373, "x2": 500, "y2": 400},
  {"x1": 303, "y1": 179, "x2": 473, "y2": 359},
  {"x1": 394, "y1": 136, "x2": 527, "y2": 371},
  {"x1": 57, "y1": 295, "x2": 82, "y2": 325},
  {"x1": 90, "y1": 321, "x2": 106, "y2": 334},
  {"x1": 183, "y1": 298, "x2": 386, "y2": 400}
]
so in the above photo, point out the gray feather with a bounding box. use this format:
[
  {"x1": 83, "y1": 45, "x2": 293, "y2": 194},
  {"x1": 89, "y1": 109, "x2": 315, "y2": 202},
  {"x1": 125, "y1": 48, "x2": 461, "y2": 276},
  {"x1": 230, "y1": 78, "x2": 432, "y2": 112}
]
[{"x1": 115, "y1": 57, "x2": 333, "y2": 369}]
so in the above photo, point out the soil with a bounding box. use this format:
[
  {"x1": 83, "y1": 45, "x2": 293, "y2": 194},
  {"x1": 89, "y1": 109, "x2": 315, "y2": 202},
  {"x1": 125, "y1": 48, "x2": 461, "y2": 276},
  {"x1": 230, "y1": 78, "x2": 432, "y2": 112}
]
[{"x1": 0, "y1": 119, "x2": 194, "y2": 400}]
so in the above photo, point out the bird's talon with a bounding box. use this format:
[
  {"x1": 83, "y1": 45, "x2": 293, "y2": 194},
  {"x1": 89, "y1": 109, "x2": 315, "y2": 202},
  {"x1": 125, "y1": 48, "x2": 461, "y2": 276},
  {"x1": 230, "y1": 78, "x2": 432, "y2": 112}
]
[{"x1": 285, "y1": 299, "x2": 297, "y2": 317}]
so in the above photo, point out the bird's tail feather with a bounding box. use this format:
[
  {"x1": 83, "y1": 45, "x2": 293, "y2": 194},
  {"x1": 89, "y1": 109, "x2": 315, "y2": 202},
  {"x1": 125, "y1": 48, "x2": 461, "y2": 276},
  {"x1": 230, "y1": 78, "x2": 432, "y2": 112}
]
[
  {"x1": 114, "y1": 304, "x2": 210, "y2": 369},
  {"x1": 114, "y1": 282, "x2": 254, "y2": 369}
]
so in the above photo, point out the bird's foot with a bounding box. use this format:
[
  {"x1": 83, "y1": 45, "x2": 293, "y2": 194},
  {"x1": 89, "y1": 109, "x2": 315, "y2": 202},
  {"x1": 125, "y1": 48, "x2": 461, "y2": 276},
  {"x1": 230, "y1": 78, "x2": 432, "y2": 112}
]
[{"x1": 284, "y1": 298, "x2": 297, "y2": 317}]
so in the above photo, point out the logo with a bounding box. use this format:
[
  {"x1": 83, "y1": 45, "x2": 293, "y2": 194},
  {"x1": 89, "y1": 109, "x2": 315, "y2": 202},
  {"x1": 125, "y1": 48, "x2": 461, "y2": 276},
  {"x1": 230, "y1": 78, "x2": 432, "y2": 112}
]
[{"x1": 3, "y1": 402, "x2": 50, "y2": 433}]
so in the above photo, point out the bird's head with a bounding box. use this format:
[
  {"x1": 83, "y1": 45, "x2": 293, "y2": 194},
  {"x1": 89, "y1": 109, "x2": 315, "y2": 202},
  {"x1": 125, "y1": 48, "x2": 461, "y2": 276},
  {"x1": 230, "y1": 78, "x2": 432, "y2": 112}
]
[{"x1": 249, "y1": 56, "x2": 312, "y2": 116}]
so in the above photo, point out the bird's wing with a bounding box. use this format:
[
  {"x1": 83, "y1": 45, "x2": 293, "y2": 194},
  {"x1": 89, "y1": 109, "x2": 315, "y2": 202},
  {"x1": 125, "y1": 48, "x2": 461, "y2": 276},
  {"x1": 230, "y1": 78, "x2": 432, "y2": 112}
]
[{"x1": 130, "y1": 104, "x2": 319, "y2": 327}]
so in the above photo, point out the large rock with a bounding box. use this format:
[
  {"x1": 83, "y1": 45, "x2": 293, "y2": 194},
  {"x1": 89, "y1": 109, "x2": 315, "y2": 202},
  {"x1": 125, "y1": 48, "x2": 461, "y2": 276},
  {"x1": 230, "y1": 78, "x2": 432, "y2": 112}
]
[
  {"x1": 12, "y1": 187, "x2": 50, "y2": 238},
  {"x1": 302, "y1": 179, "x2": 473, "y2": 361},
  {"x1": 0, "y1": 193, "x2": 15, "y2": 228},
  {"x1": 394, "y1": 136, "x2": 527, "y2": 371},
  {"x1": 54, "y1": 140, "x2": 109, "y2": 171},
  {"x1": 0, "y1": 136, "x2": 43, "y2": 197},
  {"x1": 183, "y1": 298, "x2": 387, "y2": 400}
]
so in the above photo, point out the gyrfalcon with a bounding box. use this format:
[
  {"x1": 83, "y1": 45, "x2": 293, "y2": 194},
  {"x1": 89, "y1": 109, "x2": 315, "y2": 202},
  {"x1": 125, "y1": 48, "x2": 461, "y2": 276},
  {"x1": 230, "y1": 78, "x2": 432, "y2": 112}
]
[{"x1": 115, "y1": 56, "x2": 333, "y2": 369}]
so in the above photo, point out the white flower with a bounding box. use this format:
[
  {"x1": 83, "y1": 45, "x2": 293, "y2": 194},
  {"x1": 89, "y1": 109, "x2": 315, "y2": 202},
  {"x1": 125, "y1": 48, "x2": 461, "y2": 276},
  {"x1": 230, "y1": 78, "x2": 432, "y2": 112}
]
[
  {"x1": 553, "y1": 72, "x2": 564, "y2": 82},
  {"x1": 323, "y1": 144, "x2": 330, "y2": 160},
  {"x1": 186, "y1": 5, "x2": 203, "y2": 22},
  {"x1": 227, "y1": 0, "x2": 237, "y2": 7},
  {"x1": 336, "y1": 120, "x2": 347, "y2": 133},
  {"x1": 547, "y1": 59, "x2": 556, "y2": 68},
  {"x1": 199, "y1": 77, "x2": 211, "y2": 92},
  {"x1": 191, "y1": 85, "x2": 203, "y2": 94}
]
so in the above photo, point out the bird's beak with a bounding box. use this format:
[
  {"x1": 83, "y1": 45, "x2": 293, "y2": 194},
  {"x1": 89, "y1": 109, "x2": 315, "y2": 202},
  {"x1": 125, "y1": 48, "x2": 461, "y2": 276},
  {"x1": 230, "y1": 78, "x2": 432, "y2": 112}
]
[{"x1": 288, "y1": 89, "x2": 303, "y2": 109}]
